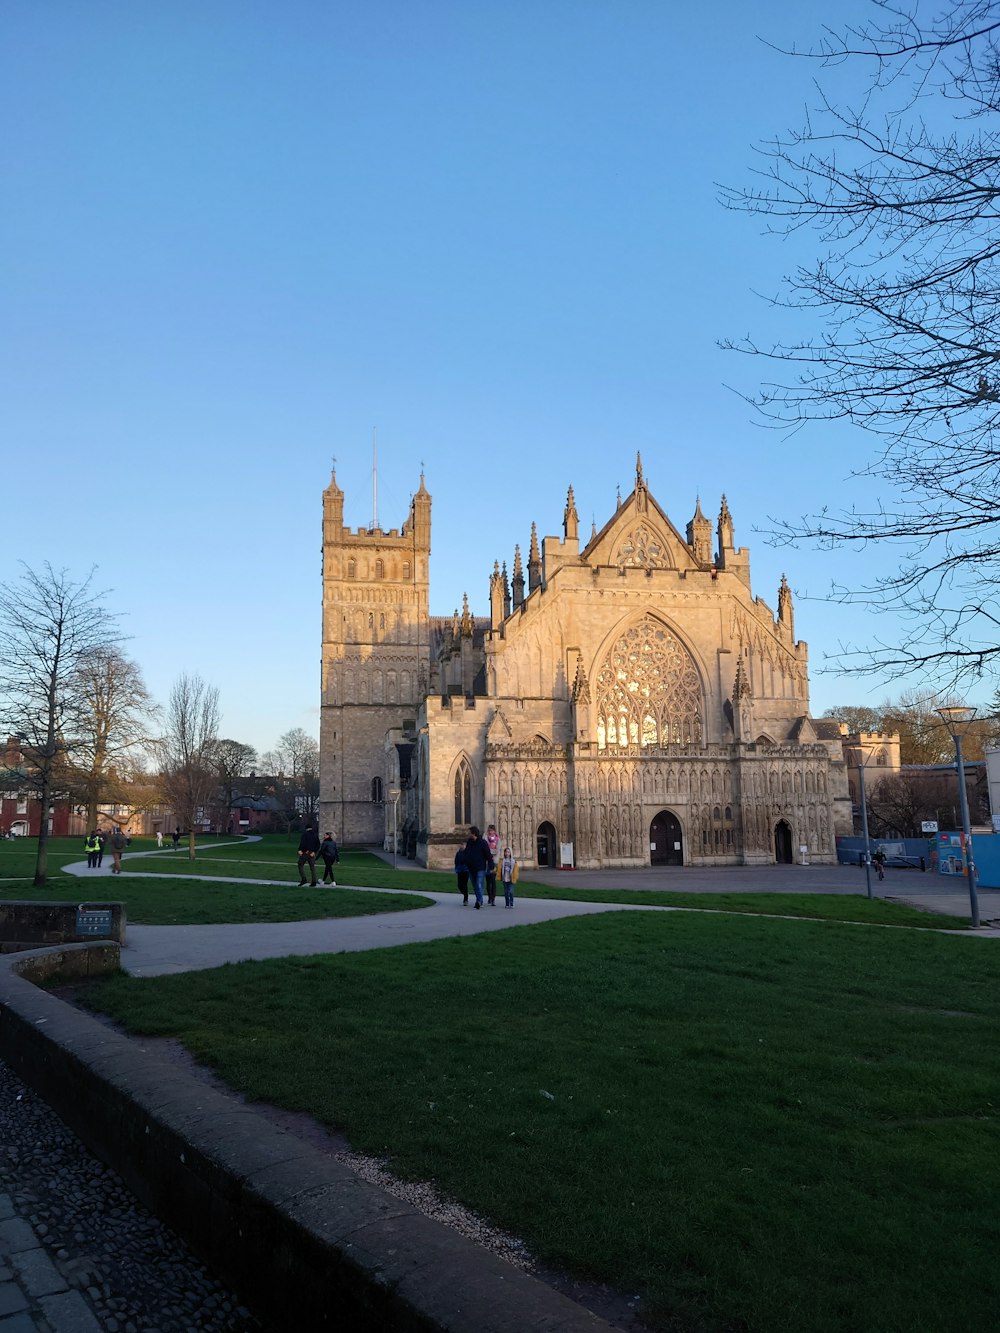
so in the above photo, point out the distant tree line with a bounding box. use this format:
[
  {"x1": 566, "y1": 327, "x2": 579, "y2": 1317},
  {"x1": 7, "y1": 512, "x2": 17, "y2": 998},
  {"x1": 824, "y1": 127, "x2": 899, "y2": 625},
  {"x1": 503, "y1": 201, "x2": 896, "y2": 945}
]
[{"x1": 0, "y1": 561, "x2": 319, "y2": 882}]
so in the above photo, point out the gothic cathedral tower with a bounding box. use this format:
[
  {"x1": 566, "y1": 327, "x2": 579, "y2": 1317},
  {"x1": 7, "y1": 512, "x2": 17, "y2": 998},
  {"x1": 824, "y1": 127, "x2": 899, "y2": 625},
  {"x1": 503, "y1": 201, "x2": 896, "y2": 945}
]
[{"x1": 319, "y1": 468, "x2": 431, "y2": 843}]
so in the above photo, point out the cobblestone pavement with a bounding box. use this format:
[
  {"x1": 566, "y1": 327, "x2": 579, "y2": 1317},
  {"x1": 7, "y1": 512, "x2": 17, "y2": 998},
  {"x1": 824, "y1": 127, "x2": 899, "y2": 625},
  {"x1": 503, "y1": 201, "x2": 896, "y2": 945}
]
[{"x1": 0, "y1": 1059, "x2": 270, "y2": 1333}]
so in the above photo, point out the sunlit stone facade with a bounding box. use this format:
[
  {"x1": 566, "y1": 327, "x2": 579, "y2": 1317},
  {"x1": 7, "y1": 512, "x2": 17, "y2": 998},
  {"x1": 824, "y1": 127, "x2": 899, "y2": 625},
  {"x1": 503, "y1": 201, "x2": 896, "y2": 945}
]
[{"x1": 319, "y1": 457, "x2": 852, "y2": 868}]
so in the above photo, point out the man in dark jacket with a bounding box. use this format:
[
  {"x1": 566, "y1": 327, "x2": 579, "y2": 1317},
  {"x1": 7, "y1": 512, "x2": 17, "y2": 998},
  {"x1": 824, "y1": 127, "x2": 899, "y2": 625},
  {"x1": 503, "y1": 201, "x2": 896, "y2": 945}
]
[
  {"x1": 319, "y1": 832, "x2": 339, "y2": 885},
  {"x1": 297, "y1": 824, "x2": 321, "y2": 886},
  {"x1": 463, "y1": 826, "x2": 494, "y2": 910},
  {"x1": 110, "y1": 827, "x2": 126, "y2": 875}
]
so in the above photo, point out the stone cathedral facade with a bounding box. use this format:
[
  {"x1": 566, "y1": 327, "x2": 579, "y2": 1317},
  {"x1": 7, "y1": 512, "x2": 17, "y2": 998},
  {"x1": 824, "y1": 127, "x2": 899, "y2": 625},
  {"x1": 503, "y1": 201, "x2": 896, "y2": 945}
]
[{"x1": 319, "y1": 458, "x2": 852, "y2": 869}]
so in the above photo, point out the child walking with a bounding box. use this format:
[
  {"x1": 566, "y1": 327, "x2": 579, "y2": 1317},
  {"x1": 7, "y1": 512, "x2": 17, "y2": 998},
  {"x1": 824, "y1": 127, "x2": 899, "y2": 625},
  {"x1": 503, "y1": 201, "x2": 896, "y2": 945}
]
[{"x1": 500, "y1": 847, "x2": 517, "y2": 907}]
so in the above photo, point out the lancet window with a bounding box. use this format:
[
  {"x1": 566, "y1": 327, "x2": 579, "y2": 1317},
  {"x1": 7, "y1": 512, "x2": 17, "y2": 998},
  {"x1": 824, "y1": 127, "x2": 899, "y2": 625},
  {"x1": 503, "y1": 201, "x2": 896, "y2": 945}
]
[
  {"x1": 454, "y1": 759, "x2": 472, "y2": 825},
  {"x1": 595, "y1": 618, "x2": 702, "y2": 751}
]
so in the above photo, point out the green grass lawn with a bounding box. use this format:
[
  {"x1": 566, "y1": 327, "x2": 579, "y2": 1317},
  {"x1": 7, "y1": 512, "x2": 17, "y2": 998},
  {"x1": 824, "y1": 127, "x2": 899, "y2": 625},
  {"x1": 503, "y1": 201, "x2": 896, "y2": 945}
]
[
  {"x1": 0, "y1": 835, "x2": 98, "y2": 879},
  {"x1": 514, "y1": 885, "x2": 973, "y2": 929},
  {"x1": 1, "y1": 836, "x2": 969, "y2": 929},
  {"x1": 1, "y1": 877, "x2": 433, "y2": 925},
  {"x1": 0, "y1": 837, "x2": 433, "y2": 924},
  {"x1": 116, "y1": 840, "x2": 971, "y2": 929},
  {"x1": 82, "y1": 911, "x2": 1000, "y2": 1333}
]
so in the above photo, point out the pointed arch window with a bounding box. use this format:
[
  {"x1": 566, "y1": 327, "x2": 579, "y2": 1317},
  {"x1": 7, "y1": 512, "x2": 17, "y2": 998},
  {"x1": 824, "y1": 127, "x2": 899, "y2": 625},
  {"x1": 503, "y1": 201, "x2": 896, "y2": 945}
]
[
  {"x1": 595, "y1": 618, "x2": 702, "y2": 751},
  {"x1": 403, "y1": 560, "x2": 411, "y2": 580},
  {"x1": 454, "y1": 759, "x2": 472, "y2": 825},
  {"x1": 375, "y1": 559, "x2": 385, "y2": 580},
  {"x1": 347, "y1": 559, "x2": 356, "y2": 580}
]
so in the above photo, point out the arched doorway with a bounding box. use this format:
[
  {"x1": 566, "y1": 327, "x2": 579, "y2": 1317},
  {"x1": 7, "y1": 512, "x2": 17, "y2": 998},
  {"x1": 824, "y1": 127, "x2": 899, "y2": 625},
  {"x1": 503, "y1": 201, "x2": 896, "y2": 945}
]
[
  {"x1": 536, "y1": 821, "x2": 557, "y2": 868},
  {"x1": 774, "y1": 820, "x2": 793, "y2": 864},
  {"x1": 650, "y1": 810, "x2": 684, "y2": 866}
]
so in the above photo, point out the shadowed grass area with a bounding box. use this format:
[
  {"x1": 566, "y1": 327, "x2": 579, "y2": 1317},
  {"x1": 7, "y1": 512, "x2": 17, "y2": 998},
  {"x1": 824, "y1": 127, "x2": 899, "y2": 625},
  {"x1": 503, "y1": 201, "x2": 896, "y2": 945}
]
[
  {"x1": 0, "y1": 835, "x2": 102, "y2": 879},
  {"x1": 1, "y1": 837, "x2": 967, "y2": 928},
  {"x1": 513, "y1": 885, "x2": 972, "y2": 929},
  {"x1": 0, "y1": 875, "x2": 432, "y2": 924},
  {"x1": 82, "y1": 911, "x2": 1000, "y2": 1333}
]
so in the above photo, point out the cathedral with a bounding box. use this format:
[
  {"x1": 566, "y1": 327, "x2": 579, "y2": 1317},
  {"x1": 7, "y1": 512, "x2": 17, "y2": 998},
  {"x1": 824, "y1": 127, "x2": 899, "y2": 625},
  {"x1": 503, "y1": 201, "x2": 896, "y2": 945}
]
[{"x1": 318, "y1": 457, "x2": 852, "y2": 869}]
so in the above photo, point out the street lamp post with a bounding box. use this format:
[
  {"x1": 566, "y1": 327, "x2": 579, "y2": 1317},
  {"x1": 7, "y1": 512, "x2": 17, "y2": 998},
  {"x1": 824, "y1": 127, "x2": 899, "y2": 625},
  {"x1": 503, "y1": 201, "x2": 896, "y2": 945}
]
[
  {"x1": 388, "y1": 787, "x2": 401, "y2": 870},
  {"x1": 856, "y1": 754, "x2": 874, "y2": 900},
  {"x1": 935, "y1": 706, "x2": 981, "y2": 929}
]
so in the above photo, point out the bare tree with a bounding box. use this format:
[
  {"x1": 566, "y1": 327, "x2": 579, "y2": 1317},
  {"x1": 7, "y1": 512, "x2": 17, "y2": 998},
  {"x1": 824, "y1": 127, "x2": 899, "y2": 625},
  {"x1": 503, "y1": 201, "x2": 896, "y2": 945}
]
[
  {"x1": 212, "y1": 739, "x2": 258, "y2": 834},
  {"x1": 867, "y1": 770, "x2": 981, "y2": 837},
  {"x1": 158, "y1": 674, "x2": 220, "y2": 859},
  {"x1": 723, "y1": 1, "x2": 1000, "y2": 687},
  {"x1": 70, "y1": 647, "x2": 157, "y2": 827},
  {"x1": 825, "y1": 687, "x2": 994, "y2": 760},
  {"x1": 278, "y1": 727, "x2": 320, "y2": 825},
  {"x1": 259, "y1": 729, "x2": 320, "y2": 833},
  {"x1": 0, "y1": 563, "x2": 123, "y2": 884}
]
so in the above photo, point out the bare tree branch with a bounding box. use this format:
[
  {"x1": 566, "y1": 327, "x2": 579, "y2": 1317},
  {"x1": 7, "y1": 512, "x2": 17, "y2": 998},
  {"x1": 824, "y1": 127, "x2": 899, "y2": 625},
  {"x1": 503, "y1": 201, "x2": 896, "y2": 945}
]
[{"x1": 723, "y1": 1, "x2": 1000, "y2": 689}]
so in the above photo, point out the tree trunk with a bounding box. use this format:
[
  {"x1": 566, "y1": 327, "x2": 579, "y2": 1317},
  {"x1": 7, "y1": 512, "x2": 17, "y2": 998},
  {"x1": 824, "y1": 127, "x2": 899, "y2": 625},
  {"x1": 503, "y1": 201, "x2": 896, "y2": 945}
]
[
  {"x1": 33, "y1": 770, "x2": 51, "y2": 887},
  {"x1": 188, "y1": 828, "x2": 197, "y2": 860}
]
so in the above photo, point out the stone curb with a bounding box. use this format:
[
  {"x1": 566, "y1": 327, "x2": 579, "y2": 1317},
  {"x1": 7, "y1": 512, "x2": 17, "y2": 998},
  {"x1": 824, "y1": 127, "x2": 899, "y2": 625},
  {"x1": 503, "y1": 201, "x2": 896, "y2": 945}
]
[{"x1": 0, "y1": 942, "x2": 614, "y2": 1332}]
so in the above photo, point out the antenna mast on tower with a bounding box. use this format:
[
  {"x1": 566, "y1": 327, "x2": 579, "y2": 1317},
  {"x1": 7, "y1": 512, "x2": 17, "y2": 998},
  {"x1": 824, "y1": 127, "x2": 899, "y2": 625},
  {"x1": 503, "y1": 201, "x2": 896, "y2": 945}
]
[{"x1": 372, "y1": 428, "x2": 378, "y2": 532}]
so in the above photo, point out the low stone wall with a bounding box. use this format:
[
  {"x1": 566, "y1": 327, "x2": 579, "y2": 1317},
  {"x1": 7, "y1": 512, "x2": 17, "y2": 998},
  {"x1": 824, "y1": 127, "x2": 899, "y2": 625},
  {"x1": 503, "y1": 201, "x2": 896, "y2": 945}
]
[
  {"x1": 0, "y1": 901, "x2": 126, "y2": 953},
  {"x1": 0, "y1": 944, "x2": 614, "y2": 1333}
]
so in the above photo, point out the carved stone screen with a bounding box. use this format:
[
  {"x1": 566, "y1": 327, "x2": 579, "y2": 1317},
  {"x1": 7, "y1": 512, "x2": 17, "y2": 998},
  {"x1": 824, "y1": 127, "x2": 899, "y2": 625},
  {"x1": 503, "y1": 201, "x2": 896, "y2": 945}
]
[{"x1": 596, "y1": 618, "x2": 702, "y2": 750}]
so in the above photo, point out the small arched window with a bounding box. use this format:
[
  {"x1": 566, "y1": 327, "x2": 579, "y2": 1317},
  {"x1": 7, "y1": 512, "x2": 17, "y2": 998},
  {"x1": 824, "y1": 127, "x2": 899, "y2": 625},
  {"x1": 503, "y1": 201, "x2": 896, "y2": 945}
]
[
  {"x1": 454, "y1": 760, "x2": 472, "y2": 825},
  {"x1": 347, "y1": 559, "x2": 356, "y2": 580},
  {"x1": 875, "y1": 748, "x2": 888, "y2": 767},
  {"x1": 375, "y1": 559, "x2": 384, "y2": 580},
  {"x1": 403, "y1": 560, "x2": 411, "y2": 580},
  {"x1": 371, "y1": 777, "x2": 383, "y2": 803},
  {"x1": 379, "y1": 613, "x2": 385, "y2": 630},
  {"x1": 368, "y1": 612, "x2": 374, "y2": 629}
]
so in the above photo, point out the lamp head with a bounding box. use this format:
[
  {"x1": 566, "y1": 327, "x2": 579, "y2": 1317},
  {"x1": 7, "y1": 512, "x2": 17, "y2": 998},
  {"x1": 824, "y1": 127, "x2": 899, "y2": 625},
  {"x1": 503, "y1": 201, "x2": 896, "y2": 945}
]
[{"x1": 935, "y1": 705, "x2": 978, "y2": 738}]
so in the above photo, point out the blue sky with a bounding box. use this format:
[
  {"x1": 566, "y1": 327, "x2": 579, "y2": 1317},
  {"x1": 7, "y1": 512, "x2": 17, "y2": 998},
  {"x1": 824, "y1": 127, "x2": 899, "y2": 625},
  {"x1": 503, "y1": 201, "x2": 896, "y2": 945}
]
[{"x1": 3, "y1": 0, "x2": 938, "y2": 753}]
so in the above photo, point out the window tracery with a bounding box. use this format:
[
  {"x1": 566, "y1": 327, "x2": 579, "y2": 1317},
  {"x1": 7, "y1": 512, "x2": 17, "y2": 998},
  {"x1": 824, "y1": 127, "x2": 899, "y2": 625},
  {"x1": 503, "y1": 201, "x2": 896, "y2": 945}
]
[
  {"x1": 615, "y1": 525, "x2": 668, "y2": 570},
  {"x1": 595, "y1": 619, "x2": 702, "y2": 751}
]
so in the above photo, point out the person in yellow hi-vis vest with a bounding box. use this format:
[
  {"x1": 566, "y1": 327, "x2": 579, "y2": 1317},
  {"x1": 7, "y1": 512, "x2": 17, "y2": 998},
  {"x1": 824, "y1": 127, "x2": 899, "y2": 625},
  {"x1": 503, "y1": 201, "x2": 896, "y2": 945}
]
[{"x1": 84, "y1": 831, "x2": 101, "y2": 869}]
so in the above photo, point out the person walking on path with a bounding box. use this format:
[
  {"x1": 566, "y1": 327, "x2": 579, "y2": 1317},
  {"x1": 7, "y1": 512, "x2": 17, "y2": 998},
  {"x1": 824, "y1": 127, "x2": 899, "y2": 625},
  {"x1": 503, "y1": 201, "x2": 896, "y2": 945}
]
[
  {"x1": 485, "y1": 823, "x2": 500, "y2": 906},
  {"x1": 297, "y1": 824, "x2": 321, "y2": 886},
  {"x1": 156, "y1": 830, "x2": 163, "y2": 848},
  {"x1": 872, "y1": 846, "x2": 887, "y2": 881},
  {"x1": 319, "y1": 832, "x2": 339, "y2": 884},
  {"x1": 500, "y1": 847, "x2": 517, "y2": 907},
  {"x1": 96, "y1": 830, "x2": 106, "y2": 868},
  {"x1": 463, "y1": 826, "x2": 494, "y2": 910},
  {"x1": 84, "y1": 831, "x2": 101, "y2": 869},
  {"x1": 172, "y1": 828, "x2": 181, "y2": 851},
  {"x1": 454, "y1": 844, "x2": 470, "y2": 905},
  {"x1": 110, "y1": 827, "x2": 126, "y2": 875}
]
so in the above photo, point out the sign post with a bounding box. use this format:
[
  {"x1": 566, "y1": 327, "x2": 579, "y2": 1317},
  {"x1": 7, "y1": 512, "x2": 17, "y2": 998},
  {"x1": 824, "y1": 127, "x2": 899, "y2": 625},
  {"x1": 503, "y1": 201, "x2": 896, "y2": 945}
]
[{"x1": 388, "y1": 787, "x2": 401, "y2": 870}]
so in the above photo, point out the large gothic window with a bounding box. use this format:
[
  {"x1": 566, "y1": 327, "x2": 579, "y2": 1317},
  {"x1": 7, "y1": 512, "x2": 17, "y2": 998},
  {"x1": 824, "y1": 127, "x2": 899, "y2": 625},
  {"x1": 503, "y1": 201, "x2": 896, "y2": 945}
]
[
  {"x1": 454, "y1": 759, "x2": 472, "y2": 825},
  {"x1": 595, "y1": 618, "x2": 702, "y2": 751}
]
